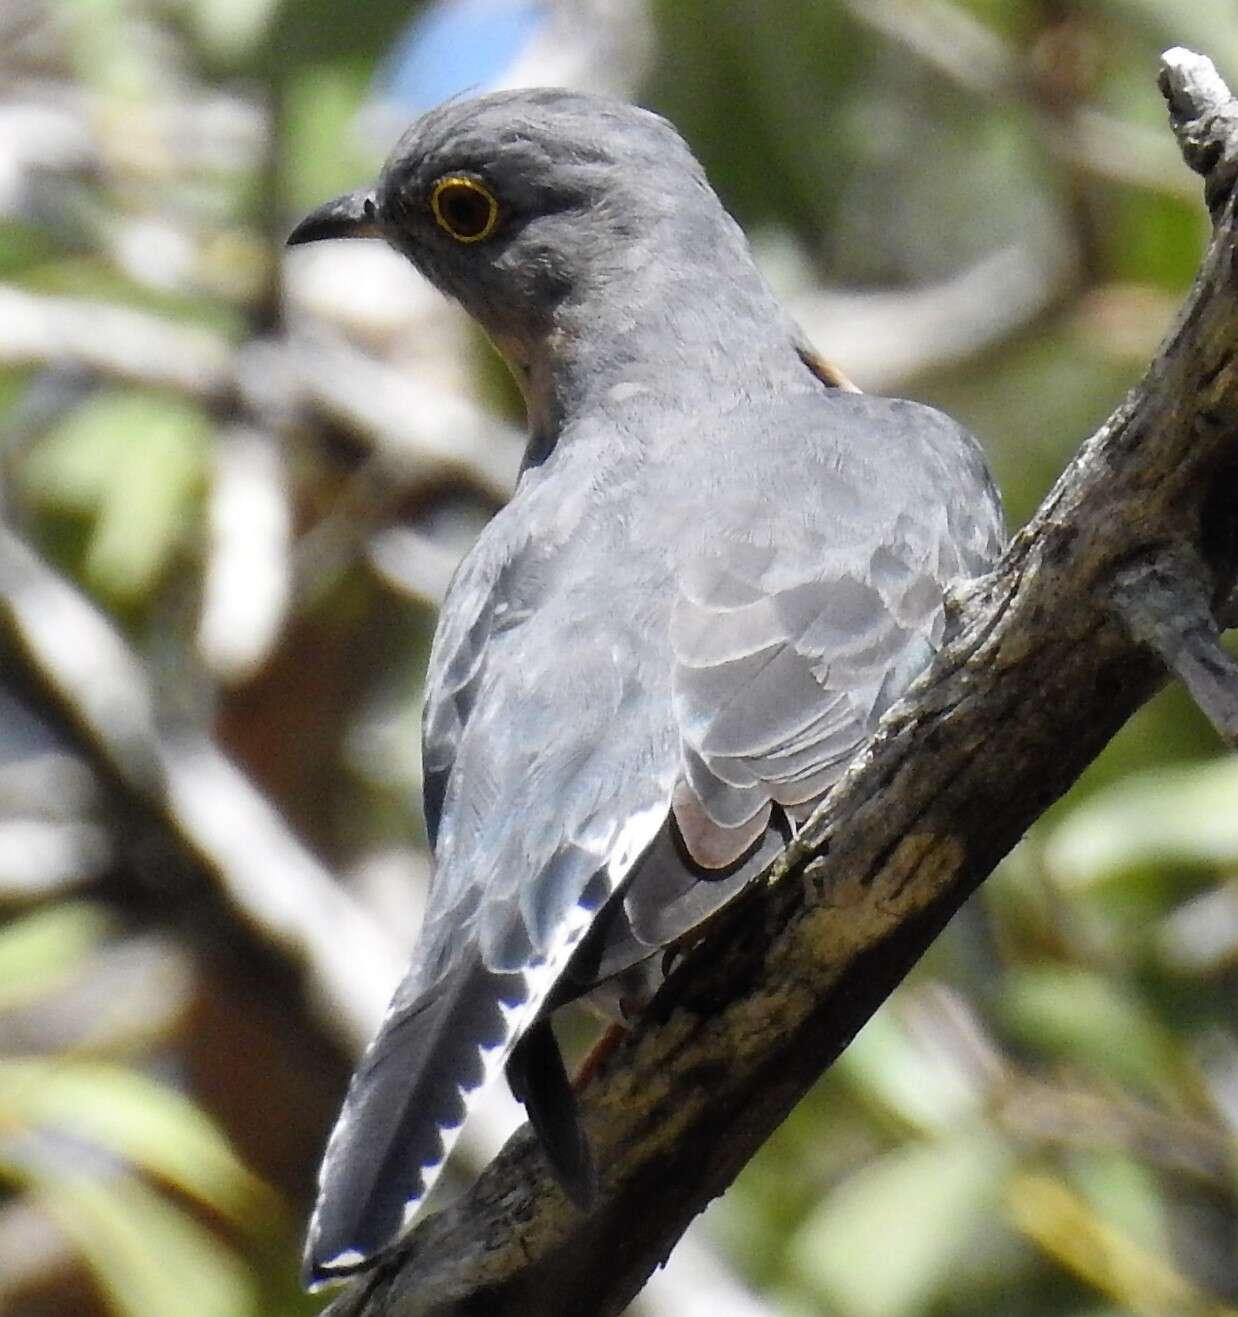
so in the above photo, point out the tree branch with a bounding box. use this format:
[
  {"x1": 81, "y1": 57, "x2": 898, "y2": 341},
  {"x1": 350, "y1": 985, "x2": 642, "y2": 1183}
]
[
  {"x1": 322, "y1": 48, "x2": 1238, "y2": 1317},
  {"x1": 1112, "y1": 550, "x2": 1238, "y2": 747},
  {"x1": 0, "y1": 287, "x2": 522, "y2": 499},
  {"x1": 0, "y1": 526, "x2": 400, "y2": 1056}
]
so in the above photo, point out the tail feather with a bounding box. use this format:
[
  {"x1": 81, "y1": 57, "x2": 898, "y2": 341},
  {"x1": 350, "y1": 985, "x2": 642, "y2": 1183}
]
[
  {"x1": 303, "y1": 960, "x2": 525, "y2": 1288},
  {"x1": 304, "y1": 810, "x2": 671, "y2": 1289}
]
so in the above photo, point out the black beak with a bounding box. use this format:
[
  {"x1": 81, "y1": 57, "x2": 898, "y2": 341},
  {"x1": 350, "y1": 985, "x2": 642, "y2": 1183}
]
[{"x1": 286, "y1": 187, "x2": 385, "y2": 246}]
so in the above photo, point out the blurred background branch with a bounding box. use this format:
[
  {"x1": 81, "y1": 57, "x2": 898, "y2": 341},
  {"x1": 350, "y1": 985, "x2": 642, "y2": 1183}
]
[{"x1": 0, "y1": 2, "x2": 1235, "y2": 1315}]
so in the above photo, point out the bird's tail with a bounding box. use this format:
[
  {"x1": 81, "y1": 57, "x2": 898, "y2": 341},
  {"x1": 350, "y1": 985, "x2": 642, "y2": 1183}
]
[
  {"x1": 304, "y1": 810, "x2": 673, "y2": 1288},
  {"x1": 303, "y1": 958, "x2": 528, "y2": 1288}
]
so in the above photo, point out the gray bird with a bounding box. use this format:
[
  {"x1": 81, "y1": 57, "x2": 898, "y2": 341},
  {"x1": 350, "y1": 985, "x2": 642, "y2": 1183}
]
[{"x1": 288, "y1": 87, "x2": 1004, "y2": 1288}]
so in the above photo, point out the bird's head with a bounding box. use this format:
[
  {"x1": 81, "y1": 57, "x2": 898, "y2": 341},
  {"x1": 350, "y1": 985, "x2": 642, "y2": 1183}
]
[
  {"x1": 288, "y1": 88, "x2": 829, "y2": 439},
  {"x1": 289, "y1": 89, "x2": 724, "y2": 354}
]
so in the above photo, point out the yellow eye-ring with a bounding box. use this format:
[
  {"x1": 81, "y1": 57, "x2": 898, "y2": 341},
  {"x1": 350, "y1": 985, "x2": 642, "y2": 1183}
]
[{"x1": 430, "y1": 176, "x2": 500, "y2": 243}]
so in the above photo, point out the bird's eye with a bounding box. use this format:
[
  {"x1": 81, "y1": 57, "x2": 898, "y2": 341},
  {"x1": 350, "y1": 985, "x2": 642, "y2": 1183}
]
[{"x1": 430, "y1": 176, "x2": 500, "y2": 243}]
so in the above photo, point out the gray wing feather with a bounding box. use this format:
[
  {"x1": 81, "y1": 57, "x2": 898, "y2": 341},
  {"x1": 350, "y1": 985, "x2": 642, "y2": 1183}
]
[
  {"x1": 310, "y1": 558, "x2": 676, "y2": 1279},
  {"x1": 658, "y1": 394, "x2": 1003, "y2": 878}
]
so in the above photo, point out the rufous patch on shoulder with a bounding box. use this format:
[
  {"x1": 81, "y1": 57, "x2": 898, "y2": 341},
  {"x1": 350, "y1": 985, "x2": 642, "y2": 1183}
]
[{"x1": 798, "y1": 347, "x2": 861, "y2": 393}]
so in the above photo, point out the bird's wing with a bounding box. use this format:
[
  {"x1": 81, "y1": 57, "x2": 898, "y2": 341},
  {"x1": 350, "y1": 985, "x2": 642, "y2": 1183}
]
[
  {"x1": 615, "y1": 395, "x2": 1004, "y2": 958},
  {"x1": 305, "y1": 480, "x2": 680, "y2": 1283},
  {"x1": 418, "y1": 538, "x2": 502, "y2": 853}
]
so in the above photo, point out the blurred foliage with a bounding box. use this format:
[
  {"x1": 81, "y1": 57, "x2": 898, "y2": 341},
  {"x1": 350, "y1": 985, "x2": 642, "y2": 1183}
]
[
  {"x1": 0, "y1": 905, "x2": 289, "y2": 1316},
  {"x1": 1, "y1": 0, "x2": 1236, "y2": 1314},
  {"x1": 21, "y1": 388, "x2": 210, "y2": 606},
  {"x1": 717, "y1": 745, "x2": 1238, "y2": 1315}
]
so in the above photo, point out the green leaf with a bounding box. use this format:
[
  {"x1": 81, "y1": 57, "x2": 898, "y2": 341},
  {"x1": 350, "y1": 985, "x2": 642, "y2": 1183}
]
[
  {"x1": 1068, "y1": 1150, "x2": 1168, "y2": 1259},
  {"x1": 1046, "y1": 758, "x2": 1238, "y2": 886},
  {"x1": 0, "y1": 1058, "x2": 276, "y2": 1224},
  {"x1": 22, "y1": 389, "x2": 209, "y2": 603},
  {"x1": 177, "y1": 0, "x2": 281, "y2": 66},
  {"x1": 999, "y1": 967, "x2": 1172, "y2": 1091},
  {"x1": 836, "y1": 1006, "x2": 982, "y2": 1133},
  {"x1": 788, "y1": 1131, "x2": 1011, "y2": 1317},
  {"x1": 36, "y1": 1172, "x2": 256, "y2": 1317},
  {"x1": 0, "y1": 903, "x2": 111, "y2": 1011}
]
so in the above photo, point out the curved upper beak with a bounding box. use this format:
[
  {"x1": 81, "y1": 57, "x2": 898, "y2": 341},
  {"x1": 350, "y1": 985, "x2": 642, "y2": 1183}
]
[{"x1": 286, "y1": 187, "x2": 386, "y2": 246}]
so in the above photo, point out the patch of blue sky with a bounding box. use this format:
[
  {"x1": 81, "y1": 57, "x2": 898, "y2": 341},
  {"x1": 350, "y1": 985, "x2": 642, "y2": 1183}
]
[{"x1": 376, "y1": 0, "x2": 546, "y2": 114}]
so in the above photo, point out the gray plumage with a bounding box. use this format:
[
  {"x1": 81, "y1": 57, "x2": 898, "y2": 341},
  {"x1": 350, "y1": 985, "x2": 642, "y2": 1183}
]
[{"x1": 288, "y1": 87, "x2": 1005, "y2": 1289}]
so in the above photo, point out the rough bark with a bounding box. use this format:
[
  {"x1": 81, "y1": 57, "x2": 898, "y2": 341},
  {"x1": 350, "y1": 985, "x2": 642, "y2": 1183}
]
[{"x1": 323, "y1": 48, "x2": 1238, "y2": 1317}]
